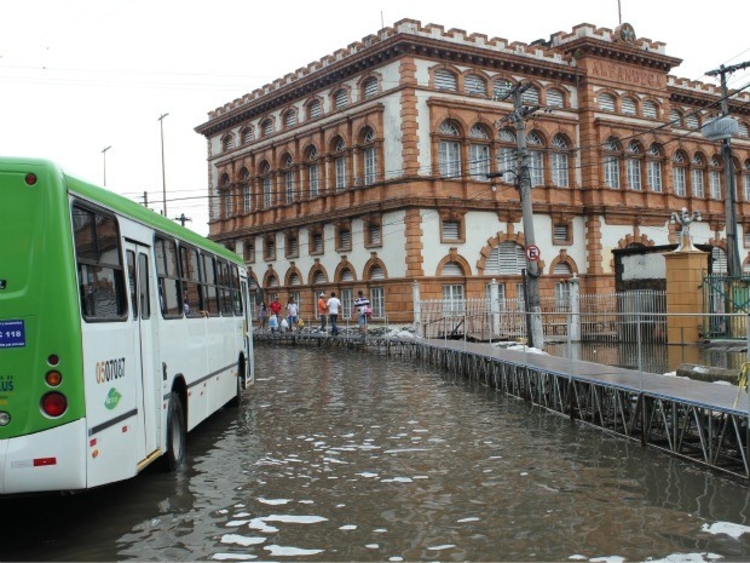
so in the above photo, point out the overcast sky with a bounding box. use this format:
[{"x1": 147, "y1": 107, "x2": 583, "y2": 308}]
[{"x1": 2, "y1": 0, "x2": 749, "y2": 236}]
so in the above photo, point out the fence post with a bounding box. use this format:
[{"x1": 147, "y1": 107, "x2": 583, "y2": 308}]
[
  {"x1": 490, "y1": 278, "x2": 500, "y2": 339},
  {"x1": 569, "y1": 274, "x2": 581, "y2": 342},
  {"x1": 412, "y1": 280, "x2": 422, "y2": 338}
]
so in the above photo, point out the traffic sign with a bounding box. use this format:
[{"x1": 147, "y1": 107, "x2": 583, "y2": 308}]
[{"x1": 525, "y1": 244, "x2": 541, "y2": 262}]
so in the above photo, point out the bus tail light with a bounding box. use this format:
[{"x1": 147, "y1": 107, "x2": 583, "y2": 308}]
[
  {"x1": 45, "y1": 370, "x2": 62, "y2": 386},
  {"x1": 41, "y1": 392, "x2": 67, "y2": 417}
]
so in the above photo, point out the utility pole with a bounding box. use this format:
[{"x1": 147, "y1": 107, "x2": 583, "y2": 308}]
[
  {"x1": 141, "y1": 191, "x2": 149, "y2": 208},
  {"x1": 174, "y1": 213, "x2": 192, "y2": 227},
  {"x1": 489, "y1": 83, "x2": 544, "y2": 350},
  {"x1": 158, "y1": 112, "x2": 169, "y2": 217},
  {"x1": 101, "y1": 146, "x2": 111, "y2": 186},
  {"x1": 704, "y1": 61, "x2": 750, "y2": 278}
]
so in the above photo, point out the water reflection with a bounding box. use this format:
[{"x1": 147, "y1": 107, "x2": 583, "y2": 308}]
[{"x1": 2, "y1": 346, "x2": 750, "y2": 561}]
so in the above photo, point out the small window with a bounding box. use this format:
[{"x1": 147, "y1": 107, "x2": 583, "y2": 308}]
[
  {"x1": 622, "y1": 97, "x2": 637, "y2": 116},
  {"x1": 546, "y1": 89, "x2": 564, "y2": 108},
  {"x1": 643, "y1": 101, "x2": 658, "y2": 119},
  {"x1": 367, "y1": 223, "x2": 382, "y2": 247},
  {"x1": 553, "y1": 224, "x2": 570, "y2": 244},
  {"x1": 285, "y1": 234, "x2": 299, "y2": 258},
  {"x1": 308, "y1": 99, "x2": 322, "y2": 119},
  {"x1": 363, "y1": 77, "x2": 379, "y2": 99},
  {"x1": 465, "y1": 74, "x2": 486, "y2": 96},
  {"x1": 264, "y1": 237, "x2": 276, "y2": 261},
  {"x1": 434, "y1": 69, "x2": 457, "y2": 91},
  {"x1": 442, "y1": 220, "x2": 461, "y2": 241},
  {"x1": 311, "y1": 232, "x2": 324, "y2": 254},
  {"x1": 241, "y1": 127, "x2": 254, "y2": 144},
  {"x1": 337, "y1": 228, "x2": 352, "y2": 252},
  {"x1": 334, "y1": 89, "x2": 349, "y2": 110},
  {"x1": 284, "y1": 110, "x2": 297, "y2": 129},
  {"x1": 222, "y1": 135, "x2": 234, "y2": 152},
  {"x1": 244, "y1": 240, "x2": 255, "y2": 264},
  {"x1": 599, "y1": 93, "x2": 616, "y2": 112},
  {"x1": 262, "y1": 118, "x2": 274, "y2": 136}
]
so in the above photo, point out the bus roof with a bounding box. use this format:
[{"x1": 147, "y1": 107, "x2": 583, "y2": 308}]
[{"x1": 6, "y1": 156, "x2": 243, "y2": 266}]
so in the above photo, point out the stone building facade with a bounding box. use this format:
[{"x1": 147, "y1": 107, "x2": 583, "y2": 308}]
[{"x1": 194, "y1": 19, "x2": 750, "y2": 325}]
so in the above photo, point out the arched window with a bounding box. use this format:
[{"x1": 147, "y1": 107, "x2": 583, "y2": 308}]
[
  {"x1": 240, "y1": 168, "x2": 251, "y2": 213},
  {"x1": 691, "y1": 154, "x2": 706, "y2": 198},
  {"x1": 306, "y1": 145, "x2": 320, "y2": 198},
  {"x1": 496, "y1": 128, "x2": 516, "y2": 183},
  {"x1": 486, "y1": 242, "x2": 526, "y2": 275},
  {"x1": 221, "y1": 173, "x2": 232, "y2": 218},
  {"x1": 622, "y1": 97, "x2": 637, "y2": 116},
  {"x1": 599, "y1": 93, "x2": 616, "y2": 112},
  {"x1": 369, "y1": 265, "x2": 385, "y2": 280},
  {"x1": 284, "y1": 109, "x2": 297, "y2": 129},
  {"x1": 307, "y1": 99, "x2": 322, "y2": 120},
  {"x1": 527, "y1": 132, "x2": 545, "y2": 187},
  {"x1": 469, "y1": 124, "x2": 490, "y2": 180},
  {"x1": 333, "y1": 137, "x2": 347, "y2": 191},
  {"x1": 241, "y1": 127, "x2": 254, "y2": 144},
  {"x1": 438, "y1": 120, "x2": 462, "y2": 179},
  {"x1": 362, "y1": 76, "x2": 379, "y2": 99},
  {"x1": 672, "y1": 151, "x2": 688, "y2": 196},
  {"x1": 434, "y1": 68, "x2": 457, "y2": 91},
  {"x1": 222, "y1": 135, "x2": 234, "y2": 152},
  {"x1": 522, "y1": 85, "x2": 539, "y2": 105},
  {"x1": 361, "y1": 126, "x2": 378, "y2": 186},
  {"x1": 465, "y1": 74, "x2": 486, "y2": 96},
  {"x1": 685, "y1": 112, "x2": 700, "y2": 130},
  {"x1": 669, "y1": 109, "x2": 683, "y2": 127},
  {"x1": 283, "y1": 154, "x2": 295, "y2": 203},
  {"x1": 551, "y1": 135, "x2": 569, "y2": 188},
  {"x1": 313, "y1": 270, "x2": 327, "y2": 285},
  {"x1": 710, "y1": 155, "x2": 723, "y2": 200},
  {"x1": 261, "y1": 162, "x2": 272, "y2": 208},
  {"x1": 340, "y1": 268, "x2": 355, "y2": 282},
  {"x1": 647, "y1": 143, "x2": 663, "y2": 193},
  {"x1": 493, "y1": 78, "x2": 513, "y2": 100},
  {"x1": 442, "y1": 261, "x2": 464, "y2": 276},
  {"x1": 743, "y1": 160, "x2": 750, "y2": 202},
  {"x1": 546, "y1": 88, "x2": 564, "y2": 108},
  {"x1": 262, "y1": 118, "x2": 274, "y2": 137},
  {"x1": 626, "y1": 142, "x2": 642, "y2": 191},
  {"x1": 603, "y1": 137, "x2": 622, "y2": 188},
  {"x1": 334, "y1": 88, "x2": 349, "y2": 110},
  {"x1": 643, "y1": 101, "x2": 658, "y2": 119}
]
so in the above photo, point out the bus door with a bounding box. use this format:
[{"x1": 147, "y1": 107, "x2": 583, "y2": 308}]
[{"x1": 126, "y1": 243, "x2": 159, "y2": 462}]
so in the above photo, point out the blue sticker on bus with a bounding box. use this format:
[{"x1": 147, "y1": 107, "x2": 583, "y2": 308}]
[{"x1": 0, "y1": 320, "x2": 26, "y2": 348}]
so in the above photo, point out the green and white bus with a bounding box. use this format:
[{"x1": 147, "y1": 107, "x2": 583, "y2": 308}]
[{"x1": 0, "y1": 157, "x2": 253, "y2": 496}]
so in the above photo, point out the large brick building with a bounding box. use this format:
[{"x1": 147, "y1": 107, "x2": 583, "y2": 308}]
[{"x1": 194, "y1": 19, "x2": 750, "y2": 324}]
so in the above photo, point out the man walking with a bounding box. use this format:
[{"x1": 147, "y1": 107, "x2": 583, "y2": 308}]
[
  {"x1": 317, "y1": 292, "x2": 328, "y2": 332},
  {"x1": 353, "y1": 290, "x2": 370, "y2": 335},
  {"x1": 327, "y1": 292, "x2": 342, "y2": 336}
]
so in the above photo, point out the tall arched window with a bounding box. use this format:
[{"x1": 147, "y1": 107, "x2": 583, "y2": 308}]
[
  {"x1": 307, "y1": 99, "x2": 322, "y2": 120},
  {"x1": 306, "y1": 145, "x2": 320, "y2": 198},
  {"x1": 496, "y1": 128, "x2": 516, "y2": 183},
  {"x1": 743, "y1": 160, "x2": 750, "y2": 202},
  {"x1": 261, "y1": 118, "x2": 274, "y2": 137},
  {"x1": 469, "y1": 124, "x2": 490, "y2": 180},
  {"x1": 647, "y1": 144, "x2": 663, "y2": 193},
  {"x1": 361, "y1": 127, "x2": 378, "y2": 186},
  {"x1": 240, "y1": 167, "x2": 250, "y2": 213},
  {"x1": 691, "y1": 154, "x2": 706, "y2": 198},
  {"x1": 626, "y1": 142, "x2": 643, "y2": 191},
  {"x1": 603, "y1": 137, "x2": 622, "y2": 189},
  {"x1": 465, "y1": 74, "x2": 486, "y2": 96},
  {"x1": 672, "y1": 151, "x2": 688, "y2": 197},
  {"x1": 334, "y1": 89, "x2": 349, "y2": 110},
  {"x1": 434, "y1": 68, "x2": 457, "y2": 91},
  {"x1": 261, "y1": 162, "x2": 272, "y2": 208},
  {"x1": 284, "y1": 109, "x2": 297, "y2": 129},
  {"x1": 241, "y1": 127, "x2": 254, "y2": 144},
  {"x1": 551, "y1": 134, "x2": 569, "y2": 187},
  {"x1": 362, "y1": 76, "x2": 379, "y2": 99},
  {"x1": 222, "y1": 135, "x2": 234, "y2": 152},
  {"x1": 221, "y1": 173, "x2": 232, "y2": 218},
  {"x1": 527, "y1": 132, "x2": 545, "y2": 187},
  {"x1": 438, "y1": 120, "x2": 462, "y2": 179},
  {"x1": 283, "y1": 154, "x2": 295, "y2": 203},
  {"x1": 333, "y1": 137, "x2": 347, "y2": 191},
  {"x1": 710, "y1": 156, "x2": 723, "y2": 200}
]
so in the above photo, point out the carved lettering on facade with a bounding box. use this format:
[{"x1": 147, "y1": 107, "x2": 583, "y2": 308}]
[{"x1": 590, "y1": 61, "x2": 665, "y2": 88}]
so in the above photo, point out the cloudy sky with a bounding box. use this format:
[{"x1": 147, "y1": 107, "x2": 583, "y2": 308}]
[{"x1": 2, "y1": 0, "x2": 749, "y2": 236}]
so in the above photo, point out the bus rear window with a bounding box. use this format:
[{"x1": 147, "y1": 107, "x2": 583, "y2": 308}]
[{"x1": 73, "y1": 205, "x2": 126, "y2": 321}]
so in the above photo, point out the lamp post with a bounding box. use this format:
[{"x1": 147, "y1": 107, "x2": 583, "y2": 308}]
[
  {"x1": 101, "y1": 145, "x2": 111, "y2": 187},
  {"x1": 158, "y1": 113, "x2": 169, "y2": 216}
]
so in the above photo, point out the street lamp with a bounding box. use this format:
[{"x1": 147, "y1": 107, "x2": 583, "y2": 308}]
[
  {"x1": 158, "y1": 113, "x2": 169, "y2": 216},
  {"x1": 101, "y1": 145, "x2": 111, "y2": 186}
]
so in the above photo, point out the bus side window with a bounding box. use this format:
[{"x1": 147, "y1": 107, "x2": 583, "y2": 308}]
[
  {"x1": 73, "y1": 205, "x2": 127, "y2": 321},
  {"x1": 155, "y1": 236, "x2": 182, "y2": 318}
]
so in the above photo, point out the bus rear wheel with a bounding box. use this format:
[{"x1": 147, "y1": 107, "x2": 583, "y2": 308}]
[{"x1": 163, "y1": 392, "x2": 186, "y2": 471}]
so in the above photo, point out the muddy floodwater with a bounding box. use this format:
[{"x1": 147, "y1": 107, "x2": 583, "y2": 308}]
[{"x1": 3, "y1": 345, "x2": 750, "y2": 561}]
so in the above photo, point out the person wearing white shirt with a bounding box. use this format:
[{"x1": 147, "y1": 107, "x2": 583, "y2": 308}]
[{"x1": 326, "y1": 292, "x2": 342, "y2": 336}]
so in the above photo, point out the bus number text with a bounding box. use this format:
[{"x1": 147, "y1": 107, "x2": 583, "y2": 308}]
[{"x1": 95, "y1": 358, "x2": 126, "y2": 384}]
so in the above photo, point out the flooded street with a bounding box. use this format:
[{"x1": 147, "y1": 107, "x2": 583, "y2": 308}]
[{"x1": 3, "y1": 344, "x2": 750, "y2": 561}]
